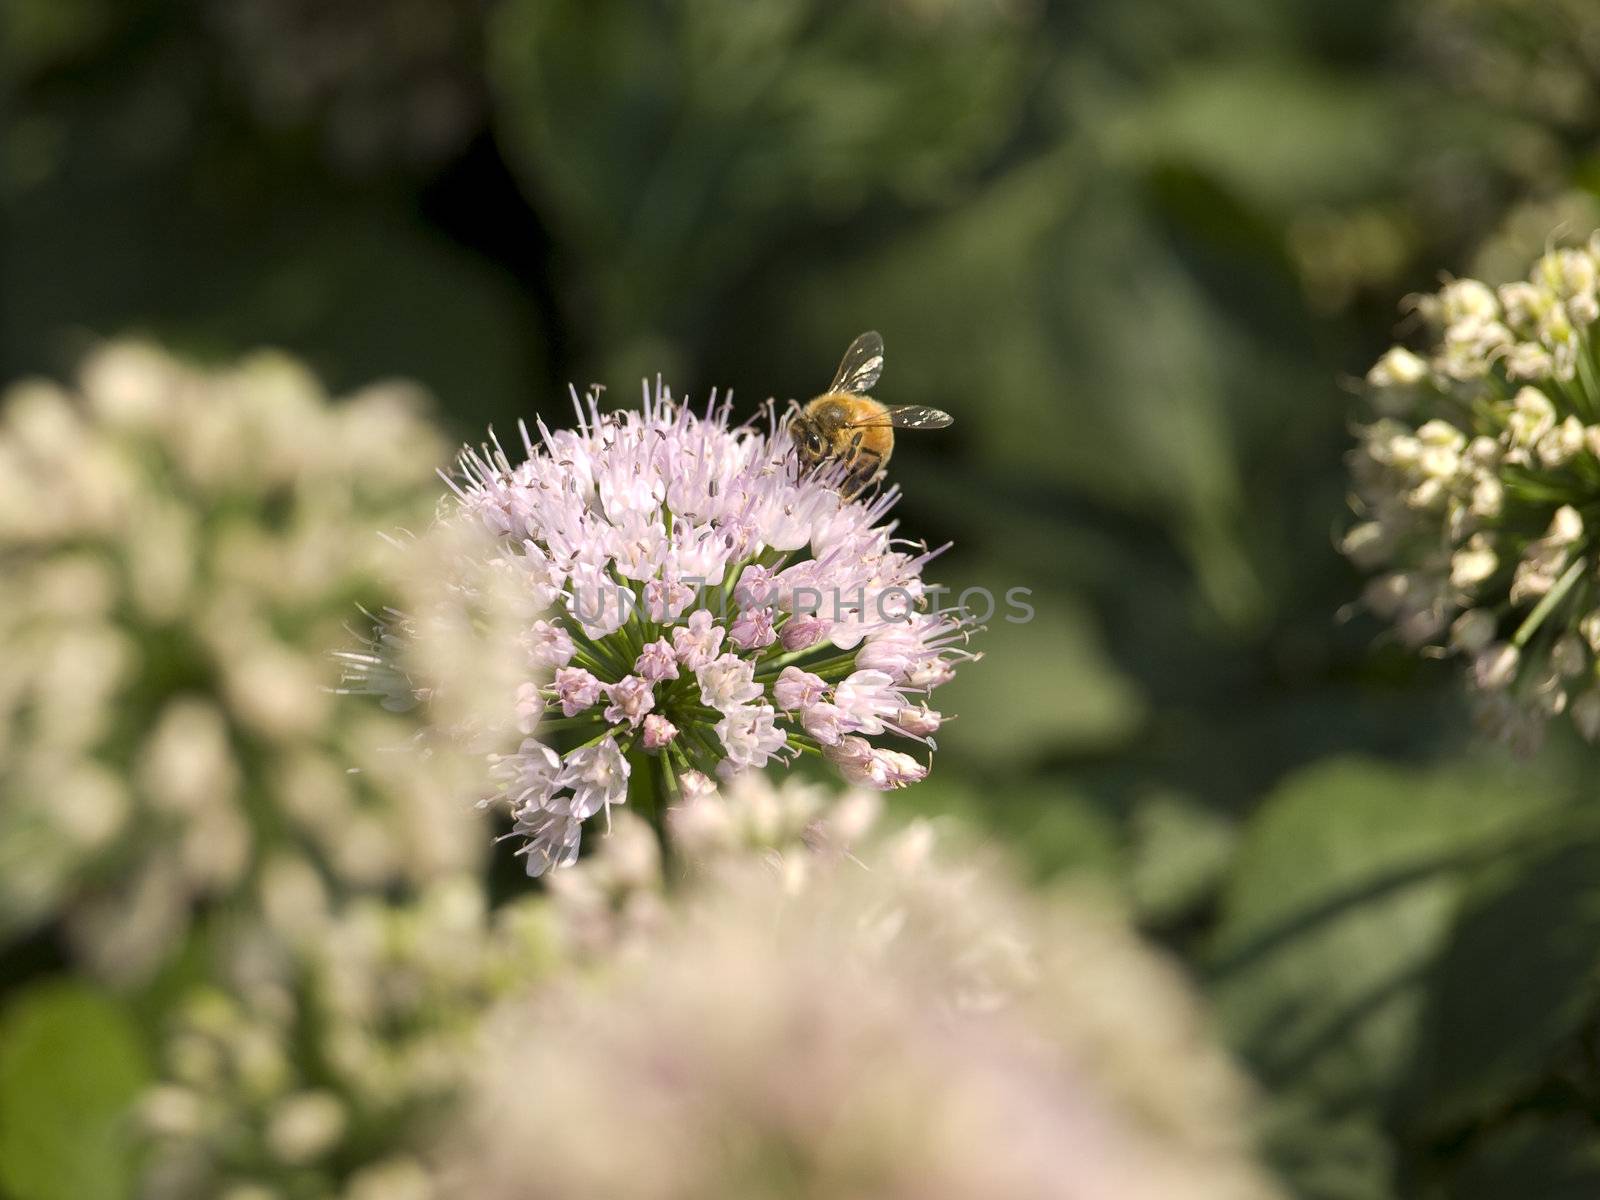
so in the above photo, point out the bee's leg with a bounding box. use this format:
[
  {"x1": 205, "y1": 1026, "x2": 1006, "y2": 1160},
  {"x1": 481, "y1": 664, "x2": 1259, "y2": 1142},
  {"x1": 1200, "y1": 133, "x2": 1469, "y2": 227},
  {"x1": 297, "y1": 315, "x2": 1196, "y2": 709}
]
[
  {"x1": 845, "y1": 444, "x2": 885, "y2": 498},
  {"x1": 837, "y1": 430, "x2": 868, "y2": 494},
  {"x1": 848, "y1": 432, "x2": 883, "y2": 472}
]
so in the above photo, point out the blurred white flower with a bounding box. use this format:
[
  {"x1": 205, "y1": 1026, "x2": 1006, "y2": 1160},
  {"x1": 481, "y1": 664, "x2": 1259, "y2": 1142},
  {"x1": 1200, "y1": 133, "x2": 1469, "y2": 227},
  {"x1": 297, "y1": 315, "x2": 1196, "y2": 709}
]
[
  {"x1": 0, "y1": 341, "x2": 484, "y2": 982},
  {"x1": 138, "y1": 876, "x2": 555, "y2": 1200},
  {"x1": 434, "y1": 815, "x2": 1281, "y2": 1200}
]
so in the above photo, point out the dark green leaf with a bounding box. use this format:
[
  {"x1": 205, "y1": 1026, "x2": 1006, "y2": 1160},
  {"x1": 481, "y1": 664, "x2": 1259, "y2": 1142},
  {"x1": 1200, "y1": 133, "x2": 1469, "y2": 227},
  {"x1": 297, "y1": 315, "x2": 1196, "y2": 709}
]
[
  {"x1": 1210, "y1": 756, "x2": 1557, "y2": 1112},
  {"x1": 1408, "y1": 834, "x2": 1600, "y2": 1133},
  {"x1": 1443, "y1": 1115, "x2": 1600, "y2": 1200}
]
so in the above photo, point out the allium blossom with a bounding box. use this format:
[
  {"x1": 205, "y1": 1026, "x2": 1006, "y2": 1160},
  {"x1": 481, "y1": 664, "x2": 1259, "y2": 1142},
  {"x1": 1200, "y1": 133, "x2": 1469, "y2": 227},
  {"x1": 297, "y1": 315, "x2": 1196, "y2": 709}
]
[
  {"x1": 1345, "y1": 233, "x2": 1600, "y2": 751},
  {"x1": 422, "y1": 385, "x2": 974, "y2": 874},
  {"x1": 435, "y1": 809, "x2": 1282, "y2": 1200}
]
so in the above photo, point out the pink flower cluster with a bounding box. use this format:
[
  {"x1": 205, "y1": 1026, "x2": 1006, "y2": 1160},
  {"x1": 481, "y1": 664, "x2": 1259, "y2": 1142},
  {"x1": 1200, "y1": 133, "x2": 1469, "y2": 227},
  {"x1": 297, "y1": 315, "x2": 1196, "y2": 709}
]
[{"x1": 450, "y1": 384, "x2": 975, "y2": 874}]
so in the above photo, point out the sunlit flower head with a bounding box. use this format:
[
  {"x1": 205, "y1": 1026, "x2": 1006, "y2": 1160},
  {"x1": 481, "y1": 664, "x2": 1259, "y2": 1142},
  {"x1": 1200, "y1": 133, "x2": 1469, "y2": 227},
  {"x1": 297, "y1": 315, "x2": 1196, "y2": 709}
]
[
  {"x1": 1345, "y1": 232, "x2": 1600, "y2": 751},
  {"x1": 357, "y1": 383, "x2": 976, "y2": 874}
]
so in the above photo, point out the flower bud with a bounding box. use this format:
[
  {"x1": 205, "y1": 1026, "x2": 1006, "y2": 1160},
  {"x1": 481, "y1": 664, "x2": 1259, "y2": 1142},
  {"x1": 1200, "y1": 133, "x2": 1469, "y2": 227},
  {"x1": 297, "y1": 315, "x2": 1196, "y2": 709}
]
[
  {"x1": 1553, "y1": 634, "x2": 1589, "y2": 678},
  {"x1": 1471, "y1": 476, "x2": 1504, "y2": 519},
  {"x1": 1504, "y1": 342, "x2": 1554, "y2": 380},
  {"x1": 1573, "y1": 690, "x2": 1600, "y2": 742},
  {"x1": 1362, "y1": 573, "x2": 1411, "y2": 620},
  {"x1": 267, "y1": 1090, "x2": 347, "y2": 1165},
  {"x1": 1449, "y1": 609, "x2": 1498, "y2": 655},
  {"x1": 1580, "y1": 610, "x2": 1600, "y2": 653},
  {"x1": 896, "y1": 704, "x2": 944, "y2": 736},
  {"x1": 1450, "y1": 536, "x2": 1498, "y2": 589},
  {"x1": 1473, "y1": 643, "x2": 1520, "y2": 691},
  {"x1": 780, "y1": 613, "x2": 831, "y2": 652},
  {"x1": 1340, "y1": 522, "x2": 1391, "y2": 570},
  {"x1": 1539, "y1": 416, "x2": 1587, "y2": 467},
  {"x1": 1366, "y1": 346, "x2": 1428, "y2": 390},
  {"x1": 642, "y1": 714, "x2": 678, "y2": 750},
  {"x1": 1350, "y1": 243, "x2": 1600, "y2": 749},
  {"x1": 1550, "y1": 504, "x2": 1584, "y2": 545},
  {"x1": 1507, "y1": 387, "x2": 1556, "y2": 450}
]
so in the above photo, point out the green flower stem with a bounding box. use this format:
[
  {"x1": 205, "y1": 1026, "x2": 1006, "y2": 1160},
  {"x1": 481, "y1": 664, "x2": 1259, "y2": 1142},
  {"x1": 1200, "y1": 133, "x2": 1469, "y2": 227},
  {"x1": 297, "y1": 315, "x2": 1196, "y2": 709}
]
[
  {"x1": 788, "y1": 736, "x2": 824, "y2": 759},
  {"x1": 753, "y1": 642, "x2": 807, "y2": 672},
  {"x1": 627, "y1": 746, "x2": 688, "y2": 872},
  {"x1": 754, "y1": 648, "x2": 858, "y2": 681},
  {"x1": 1575, "y1": 330, "x2": 1600, "y2": 421},
  {"x1": 627, "y1": 746, "x2": 662, "y2": 833},
  {"x1": 571, "y1": 726, "x2": 621, "y2": 752},
  {"x1": 535, "y1": 715, "x2": 606, "y2": 735},
  {"x1": 568, "y1": 646, "x2": 615, "y2": 677},
  {"x1": 1501, "y1": 470, "x2": 1583, "y2": 504},
  {"x1": 656, "y1": 751, "x2": 681, "y2": 875},
  {"x1": 811, "y1": 660, "x2": 866, "y2": 684},
  {"x1": 667, "y1": 740, "x2": 700, "y2": 780},
  {"x1": 1513, "y1": 556, "x2": 1588, "y2": 648},
  {"x1": 1551, "y1": 360, "x2": 1595, "y2": 423},
  {"x1": 569, "y1": 626, "x2": 630, "y2": 680},
  {"x1": 606, "y1": 576, "x2": 645, "y2": 661},
  {"x1": 679, "y1": 722, "x2": 724, "y2": 771}
]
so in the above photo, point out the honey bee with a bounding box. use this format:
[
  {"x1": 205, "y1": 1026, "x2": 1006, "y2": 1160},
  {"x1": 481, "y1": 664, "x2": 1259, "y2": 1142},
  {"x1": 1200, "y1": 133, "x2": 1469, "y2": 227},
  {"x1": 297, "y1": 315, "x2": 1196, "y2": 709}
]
[{"x1": 790, "y1": 331, "x2": 953, "y2": 496}]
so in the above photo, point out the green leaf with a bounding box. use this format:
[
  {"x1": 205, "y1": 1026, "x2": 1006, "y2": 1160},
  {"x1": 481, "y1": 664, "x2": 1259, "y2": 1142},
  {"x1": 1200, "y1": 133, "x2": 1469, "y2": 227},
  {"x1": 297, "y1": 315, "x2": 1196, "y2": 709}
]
[
  {"x1": 1443, "y1": 1115, "x2": 1600, "y2": 1200},
  {"x1": 1209, "y1": 756, "x2": 1556, "y2": 1114},
  {"x1": 486, "y1": 0, "x2": 1036, "y2": 346},
  {"x1": 1258, "y1": 1096, "x2": 1396, "y2": 1200},
  {"x1": 1128, "y1": 791, "x2": 1237, "y2": 923},
  {"x1": 889, "y1": 772, "x2": 1122, "y2": 882},
  {"x1": 933, "y1": 590, "x2": 1144, "y2": 766},
  {"x1": 0, "y1": 982, "x2": 152, "y2": 1200},
  {"x1": 1104, "y1": 61, "x2": 1406, "y2": 211},
  {"x1": 1, "y1": 0, "x2": 111, "y2": 80},
  {"x1": 784, "y1": 159, "x2": 1250, "y2": 522},
  {"x1": 1408, "y1": 833, "x2": 1600, "y2": 1133},
  {"x1": 776, "y1": 159, "x2": 1277, "y2": 625}
]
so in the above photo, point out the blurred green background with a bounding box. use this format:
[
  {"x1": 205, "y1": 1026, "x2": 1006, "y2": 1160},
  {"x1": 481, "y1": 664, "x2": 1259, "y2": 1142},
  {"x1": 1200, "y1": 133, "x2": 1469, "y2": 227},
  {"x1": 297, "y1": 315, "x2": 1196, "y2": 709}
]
[{"x1": 8, "y1": 0, "x2": 1600, "y2": 1196}]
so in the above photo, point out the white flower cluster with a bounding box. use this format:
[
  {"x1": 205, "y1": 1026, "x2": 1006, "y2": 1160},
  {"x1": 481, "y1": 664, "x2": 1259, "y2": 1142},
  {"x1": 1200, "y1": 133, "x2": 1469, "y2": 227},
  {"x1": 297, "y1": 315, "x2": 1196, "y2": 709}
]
[
  {"x1": 1345, "y1": 236, "x2": 1600, "y2": 750},
  {"x1": 139, "y1": 870, "x2": 553, "y2": 1200},
  {"x1": 135, "y1": 774, "x2": 956, "y2": 1199},
  {"x1": 353, "y1": 384, "x2": 974, "y2": 875},
  {"x1": 545, "y1": 772, "x2": 889, "y2": 961},
  {"x1": 135, "y1": 770, "x2": 1278, "y2": 1200},
  {"x1": 433, "y1": 805, "x2": 1282, "y2": 1200},
  {"x1": 0, "y1": 342, "x2": 481, "y2": 982}
]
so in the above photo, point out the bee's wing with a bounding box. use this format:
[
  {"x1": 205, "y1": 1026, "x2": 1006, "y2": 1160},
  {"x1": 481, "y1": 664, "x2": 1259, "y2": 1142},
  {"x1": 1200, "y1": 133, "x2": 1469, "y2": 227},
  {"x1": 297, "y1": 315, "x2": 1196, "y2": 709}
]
[
  {"x1": 879, "y1": 405, "x2": 954, "y2": 430},
  {"x1": 828, "y1": 331, "x2": 885, "y2": 395}
]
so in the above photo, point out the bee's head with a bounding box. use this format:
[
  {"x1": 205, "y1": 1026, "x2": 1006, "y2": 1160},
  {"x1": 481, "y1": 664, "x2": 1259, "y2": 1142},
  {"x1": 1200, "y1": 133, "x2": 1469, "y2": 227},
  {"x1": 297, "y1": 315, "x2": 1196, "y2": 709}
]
[{"x1": 791, "y1": 417, "x2": 826, "y2": 466}]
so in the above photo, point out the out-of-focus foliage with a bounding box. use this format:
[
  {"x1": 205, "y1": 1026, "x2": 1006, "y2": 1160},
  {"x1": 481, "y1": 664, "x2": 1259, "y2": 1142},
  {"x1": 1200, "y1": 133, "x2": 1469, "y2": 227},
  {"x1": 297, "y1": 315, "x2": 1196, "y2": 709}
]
[
  {"x1": 7, "y1": 0, "x2": 1600, "y2": 1196},
  {"x1": 0, "y1": 343, "x2": 482, "y2": 984},
  {"x1": 0, "y1": 983, "x2": 150, "y2": 1200},
  {"x1": 487, "y1": 0, "x2": 1039, "y2": 380},
  {"x1": 209, "y1": 0, "x2": 488, "y2": 176}
]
